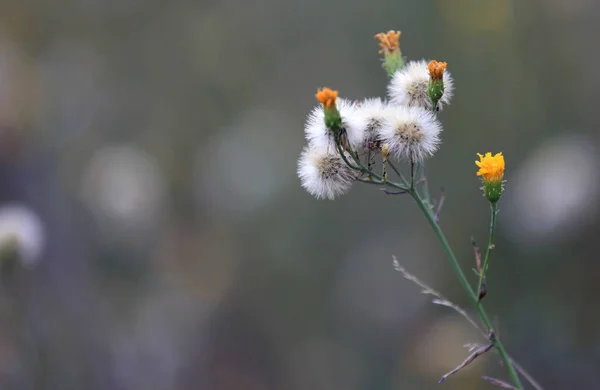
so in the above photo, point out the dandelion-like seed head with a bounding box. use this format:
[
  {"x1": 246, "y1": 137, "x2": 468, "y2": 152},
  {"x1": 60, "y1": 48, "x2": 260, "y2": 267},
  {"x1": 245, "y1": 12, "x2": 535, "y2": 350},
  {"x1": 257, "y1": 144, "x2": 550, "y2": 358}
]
[
  {"x1": 427, "y1": 60, "x2": 447, "y2": 80},
  {"x1": 304, "y1": 98, "x2": 366, "y2": 152},
  {"x1": 476, "y1": 152, "x2": 505, "y2": 183},
  {"x1": 374, "y1": 30, "x2": 401, "y2": 55},
  {"x1": 377, "y1": 106, "x2": 442, "y2": 161},
  {"x1": 354, "y1": 98, "x2": 393, "y2": 151},
  {"x1": 388, "y1": 60, "x2": 454, "y2": 110},
  {"x1": 297, "y1": 146, "x2": 356, "y2": 200},
  {"x1": 315, "y1": 88, "x2": 339, "y2": 109}
]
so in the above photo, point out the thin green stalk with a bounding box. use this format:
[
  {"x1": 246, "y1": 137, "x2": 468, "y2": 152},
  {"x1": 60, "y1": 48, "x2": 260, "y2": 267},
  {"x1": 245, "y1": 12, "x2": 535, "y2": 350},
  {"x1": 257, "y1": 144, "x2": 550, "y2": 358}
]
[
  {"x1": 410, "y1": 159, "x2": 415, "y2": 189},
  {"x1": 410, "y1": 189, "x2": 477, "y2": 302},
  {"x1": 478, "y1": 203, "x2": 498, "y2": 298},
  {"x1": 336, "y1": 143, "x2": 361, "y2": 171},
  {"x1": 420, "y1": 163, "x2": 431, "y2": 204},
  {"x1": 387, "y1": 160, "x2": 409, "y2": 186},
  {"x1": 335, "y1": 143, "x2": 388, "y2": 183},
  {"x1": 410, "y1": 190, "x2": 523, "y2": 390}
]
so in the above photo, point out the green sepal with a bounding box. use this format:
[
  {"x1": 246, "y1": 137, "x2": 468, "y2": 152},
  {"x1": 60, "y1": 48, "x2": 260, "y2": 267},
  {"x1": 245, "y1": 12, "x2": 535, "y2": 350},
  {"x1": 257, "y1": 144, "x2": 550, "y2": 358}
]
[
  {"x1": 383, "y1": 51, "x2": 405, "y2": 77},
  {"x1": 482, "y1": 180, "x2": 504, "y2": 204},
  {"x1": 428, "y1": 79, "x2": 444, "y2": 110}
]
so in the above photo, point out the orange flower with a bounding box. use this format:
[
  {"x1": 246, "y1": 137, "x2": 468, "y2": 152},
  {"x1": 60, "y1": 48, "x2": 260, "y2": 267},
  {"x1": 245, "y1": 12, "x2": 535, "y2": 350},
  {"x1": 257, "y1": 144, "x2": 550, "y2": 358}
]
[
  {"x1": 427, "y1": 60, "x2": 447, "y2": 80},
  {"x1": 374, "y1": 30, "x2": 401, "y2": 54},
  {"x1": 476, "y1": 152, "x2": 505, "y2": 183},
  {"x1": 315, "y1": 88, "x2": 338, "y2": 109}
]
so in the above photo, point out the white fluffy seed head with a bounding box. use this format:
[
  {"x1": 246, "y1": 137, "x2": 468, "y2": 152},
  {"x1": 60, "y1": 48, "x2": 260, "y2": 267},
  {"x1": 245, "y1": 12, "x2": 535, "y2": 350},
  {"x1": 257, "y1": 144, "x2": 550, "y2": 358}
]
[
  {"x1": 297, "y1": 146, "x2": 356, "y2": 200},
  {"x1": 354, "y1": 98, "x2": 395, "y2": 149},
  {"x1": 377, "y1": 106, "x2": 443, "y2": 161},
  {"x1": 304, "y1": 98, "x2": 366, "y2": 152},
  {"x1": 388, "y1": 60, "x2": 454, "y2": 110}
]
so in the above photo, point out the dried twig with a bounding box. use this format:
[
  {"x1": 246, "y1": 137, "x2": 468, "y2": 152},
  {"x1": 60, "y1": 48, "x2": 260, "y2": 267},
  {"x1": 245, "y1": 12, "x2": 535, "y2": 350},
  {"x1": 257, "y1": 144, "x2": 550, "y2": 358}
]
[
  {"x1": 464, "y1": 342, "x2": 484, "y2": 353},
  {"x1": 392, "y1": 257, "x2": 540, "y2": 390},
  {"x1": 382, "y1": 188, "x2": 407, "y2": 195},
  {"x1": 509, "y1": 357, "x2": 544, "y2": 390},
  {"x1": 430, "y1": 299, "x2": 482, "y2": 333},
  {"x1": 439, "y1": 343, "x2": 493, "y2": 383},
  {"x1": 471, "y1": 238, "x2": 487, "y2": 300},
  {"x1": 482, "y1": 376, "x2": 519, "y2": 389},
  {"x1": 392, "y1": 256, "x2": 483, "y2": 333},
  {"x1": 472, "y1": 237, "x2": 482, "y2": 273}
]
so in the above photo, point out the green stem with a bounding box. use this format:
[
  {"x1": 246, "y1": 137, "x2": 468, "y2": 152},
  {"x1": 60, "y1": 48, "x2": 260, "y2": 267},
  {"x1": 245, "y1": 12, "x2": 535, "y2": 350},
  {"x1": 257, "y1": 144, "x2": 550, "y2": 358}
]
[
  {"x1": 410, "y1": 190, "x2": 523, "y2": 390},
  {"x1": 335, "y1": 143, "x2": 361, "y2": 171},
  {"x1": 410, "y1": 189, "x2": 477, "y2": 302},
  {"x1": 478, "y1": 203, "x2": 498, "y2": 297},
  {"x1": 420, "y1": 163, "x2": 431, "y2": 204},
  {"x1": 410, "y1": 158, "x2": 415, "y2": 189},
  {"x1": 335, "y1": 143, "x2": 387, "y2": 183}
]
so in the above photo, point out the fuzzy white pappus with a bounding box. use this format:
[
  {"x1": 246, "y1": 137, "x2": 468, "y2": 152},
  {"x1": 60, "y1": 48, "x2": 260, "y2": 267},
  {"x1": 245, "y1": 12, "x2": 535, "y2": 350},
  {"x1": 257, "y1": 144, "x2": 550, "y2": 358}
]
[
  {"x1": 354, "y1": 98, "x2": 395, "y2": 149},
  {"x1": 304, "y1": 98, "x2": 366, "y2": 152},
  {"x1": 388, "y1": 60, "x2": 454, "y2": 110},
  {"x1": 377, "y1": 106, "x2": 442, "y2": 161},
  {"x1": 297, "y1": 146, "x2": 356, "y2": 200}
]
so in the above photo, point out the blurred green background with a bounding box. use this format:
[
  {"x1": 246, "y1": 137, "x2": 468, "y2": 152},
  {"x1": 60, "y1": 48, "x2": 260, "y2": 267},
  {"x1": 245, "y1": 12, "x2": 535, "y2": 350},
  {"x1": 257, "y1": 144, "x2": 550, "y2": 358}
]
[{"x1": 0, "y1": 0, "x2": 599, "y2": 389}]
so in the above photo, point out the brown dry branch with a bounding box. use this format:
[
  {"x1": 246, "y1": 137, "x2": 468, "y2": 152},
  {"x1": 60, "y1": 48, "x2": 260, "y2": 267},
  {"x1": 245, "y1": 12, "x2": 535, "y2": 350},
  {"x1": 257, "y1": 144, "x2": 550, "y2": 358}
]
[
  {"x1": 482, "y1": 376, "x2": 519, "y2": 389},
  {"x1": 392, "y1": 259, "x2": 543, "y2": 389},
  {"x1": 471, "y1": 238, "x2": 487, "y2": 300},
  {"x1": 392, "y1": 256, "x2": 483, "y2": 333},
  {"x1": 472, "y1": 237, "x2": 482, "y2": 273},
  {"x1": 509, "y1": 357, "x2": 545, "y2": 390},
  {"x1": 439, "y1": 342, "x2": 493, "y2": 383}
]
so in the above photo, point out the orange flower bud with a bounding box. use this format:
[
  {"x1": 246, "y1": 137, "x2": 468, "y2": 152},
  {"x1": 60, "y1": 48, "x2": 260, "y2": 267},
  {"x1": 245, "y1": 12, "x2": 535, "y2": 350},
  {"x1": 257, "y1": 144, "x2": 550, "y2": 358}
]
[
  {"x1": 315, "y1": 88, "x2": 338, "y2": 109},
  {"x1": 374, "y1": 30, "x2": 401, "y2": 54},
  {"x1": 427, "y1": 60, "x2": 447, "y2": 80}
]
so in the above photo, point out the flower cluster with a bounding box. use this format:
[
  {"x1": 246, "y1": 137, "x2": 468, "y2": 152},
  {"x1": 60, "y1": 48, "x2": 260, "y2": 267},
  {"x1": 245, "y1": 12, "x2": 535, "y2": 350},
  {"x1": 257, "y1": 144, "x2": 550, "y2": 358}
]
[
  {"x1": 298, "y1": 31, "x2": 452, "y2": 200},
  {"x1": 295, "y1": 28, "x2": 526, "y2": 390}
]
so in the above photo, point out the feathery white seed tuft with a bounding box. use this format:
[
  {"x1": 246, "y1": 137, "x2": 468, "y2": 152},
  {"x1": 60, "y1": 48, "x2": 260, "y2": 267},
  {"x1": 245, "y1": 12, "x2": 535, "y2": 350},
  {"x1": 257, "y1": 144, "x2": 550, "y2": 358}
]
[
  {"x1": 304, "y1": 98, "x2": 366, "y2": 152},
  {"x1": 377, "y1": 106, "x2": 443, "y2": 161},
  {"x1": 353, "y1": 98, "x2": 395, "y2": 150},
  {"x1": 388, "y1": 60, "x2": 454, "y2": 110},
  {"x1": 297, "y1": 146, "x2": 356, "y2": 200}
]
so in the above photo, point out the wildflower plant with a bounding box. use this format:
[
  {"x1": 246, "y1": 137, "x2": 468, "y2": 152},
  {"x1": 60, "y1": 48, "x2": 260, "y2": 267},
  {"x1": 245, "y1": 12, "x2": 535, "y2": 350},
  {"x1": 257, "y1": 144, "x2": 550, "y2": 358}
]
[{"x1": 297, "y1": 31, "x2": 542, "y2": 389}]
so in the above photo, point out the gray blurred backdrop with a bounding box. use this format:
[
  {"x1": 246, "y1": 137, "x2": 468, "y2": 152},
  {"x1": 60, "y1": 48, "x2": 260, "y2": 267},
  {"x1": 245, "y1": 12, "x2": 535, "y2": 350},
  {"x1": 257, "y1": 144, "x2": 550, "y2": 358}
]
[{"x1": 0, "y1": 0, "x2": 599, "y2": 389}]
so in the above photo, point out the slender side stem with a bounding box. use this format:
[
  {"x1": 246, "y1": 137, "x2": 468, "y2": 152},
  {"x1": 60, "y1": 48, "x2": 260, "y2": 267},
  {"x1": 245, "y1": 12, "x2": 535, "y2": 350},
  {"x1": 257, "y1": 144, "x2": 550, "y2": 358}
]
[
  {"x1": 336, "y1": 143, "x2": 361, "y2": 171},
  {"x1": 419, "y1": 162, "x2": 431, "y2": 204},
  {"x1": 382, "y1": 157, "x2": 388, "y2": 182},
  {"x1": 335, "y1": 144, "x2": 388, "y2": 183},
  {"x1": 410, "y1": 158, "x2": 415, "y2": 189},
  {"x1": 410, "y1": 189, "x2": 477, "y2": 302},
  {"x1": 387, "y1": 160, "x2": 409, "y2": 186},
  {"x1": 410, "y1": 190, "x2": 523, "y2": 390},
  {"x1": 478, "y1": 203, "x2": 498, "y2": 298}
]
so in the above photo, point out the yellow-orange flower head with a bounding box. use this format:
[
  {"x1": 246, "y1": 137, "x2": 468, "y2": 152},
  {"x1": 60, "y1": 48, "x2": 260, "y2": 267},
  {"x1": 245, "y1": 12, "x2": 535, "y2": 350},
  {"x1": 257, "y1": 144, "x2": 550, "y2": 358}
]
[
  {"x1": 374, "y1": 30, "x2": 401, "y2": 55},
  {"x1": 315, "y1": 88, "x2": 338, "y2": 109},
  {"x1": 427, "y1": 60, "x2": 447, "y2": 80},
  {"x1": 476, "y1": 152, "x2": 505, "y2": 182},
  {"x1": 476, "y1": 152, "x2": 505, "y2": 203}
]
